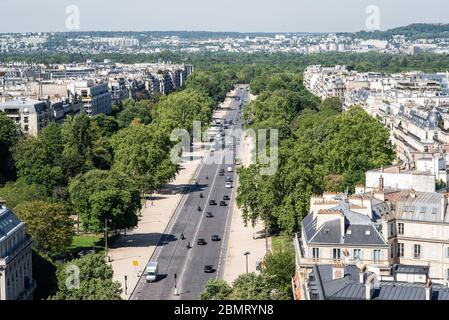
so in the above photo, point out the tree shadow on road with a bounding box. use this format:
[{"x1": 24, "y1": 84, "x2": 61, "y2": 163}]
[{"x1": 109, "y1": 233, "x2": 178, "y2": 249}]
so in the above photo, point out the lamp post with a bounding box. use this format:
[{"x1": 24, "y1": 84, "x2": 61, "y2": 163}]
[
  {"x1": 104, "y1": 218, "x2": 110, "y2": 262},
  {"x1": 124, "y1": 275, "x2": 128, "y2": 295},
  {"x1": 243, "y1": 251, "x2": 251, "y2": 274},
  {"x1": 174, "y1": 273, "x2": 179, "y2": 296}
]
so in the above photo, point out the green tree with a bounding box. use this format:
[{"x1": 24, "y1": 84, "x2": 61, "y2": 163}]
[
  {"x1": 69, "y1": 169, "x2": 141, "y2": 233},
  {"x1": 14, "y1": 200, "x2": 74, "y2": 256},
  {"x1": 200, "y1": 279, "x2": 233, "y2": 300},
  {"x1": 13, "y1": 135, "x2": 65, "y2": 196},
  {"x1": 0, "y1": 112, "x2": 21, "y2": 184},
  {"x1": 264, "y1": 250, "x2": 295, "y2": 298},
  {"x1": 153, "y1": 88, "x2": 214, "y2": 134},
  {"x1": 116, "y1": 99, "x2": 153, "y2": 128},
  {"x1": 51, "y1": 254, "x2": 122, "y2": 300},
  {"x1": 0, "y1": 180, "x2": 46, "y2": 209},
  {"x1": 111, "y1": 122, "x2": 178, "y2": 194}
]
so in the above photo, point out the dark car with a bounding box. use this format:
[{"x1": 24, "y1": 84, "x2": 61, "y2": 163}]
[
  {"x1": 211, "y1": 235, "x2": 221, "y2": 242},
  {"x1": 197, "y1": 238, "x2": 207, "y2": 245},
  {"x1": 204, "y1": 265, "x2": 215, "y2": 273},
  {"x1": 223, "y1": 195, "x2": 230, "y2": 200},
  {"x1": 209, "y1": 200, "x2": 217, "y2": 205},
  {"x1": 219, "y1": 168, "x2": 225, "y2": 174},
  {"x1": 218, "y1": 171, "x2": 224, "y2": 176},
  {"x1": 219, "y1": 201, "x2": 227, "y2": 206},
  {"x1": 206, "y1": 212, "x2": 214, "y2": 218}
]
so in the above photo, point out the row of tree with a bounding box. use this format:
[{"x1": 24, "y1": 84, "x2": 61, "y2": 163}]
[
  {"x1": 0, "y1": 71, "x2": 228, "y2": 299},
  {"x1": 237, "y1": 73, "x2": 395, "y2": 235}
]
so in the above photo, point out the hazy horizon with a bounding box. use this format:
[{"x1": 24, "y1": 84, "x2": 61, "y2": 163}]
[{"x1": 0, "y1": 0, "x2": 449, "y2": 33}]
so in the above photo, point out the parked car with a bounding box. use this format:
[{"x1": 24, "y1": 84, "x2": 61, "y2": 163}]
[
  {"x1": 197, "y1": 238, "x2": 207, "y2": 245},
  {"x1": 204, "y1": 265, "x2": 215, "y2": 273},
  {"x1": 206, "y1": 212, "x2": 214, "y2": 218},
  {"x1": 225, "y1": 176, "x2": 232, "y2": 182},
  {"x1": 225, "y1": 182, "x2": 232, "y2": 188},
  {"x1": 209, "y1": 200, "x2": 217, "y2": 205},
  {"x1": 218, "y1": 171, "x2": 224, "y2": 176},
  {"x1": 219, "y1": 201, "x2": 227, "y2": 206},
  {"x1": 211, "y1": 235, "x2": 221, "y2": 242},
  {"x1": 223, "y1": 195, "x2": 230, "y2": 200},
  {"x1": 227, "y1": 166, "x2": 233, "y2": 172}
]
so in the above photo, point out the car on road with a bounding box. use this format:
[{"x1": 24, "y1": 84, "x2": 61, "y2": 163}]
[
  {"x1": 197, "y1": 238, "x2": 207, "y2": 245},
  {"x1": 225, "y1": 182, "x2": 232, "y2": 188},
  {"x1": 211, "y1": 235, "x2": 221, "y2": 242},
  {"x1": 219, "y1": 201, "x2": 227, "y2": 206},
  {"x1": 204, "y1": 265, "x2": 215, "y2": 273},
  {"x1": 146, "y1": 261, "x2": 159, "y2": 282},
  {"x1": 227, "y1": 166, "x2": 233, "y2": 172},
  {"x1": 206, "y1": 212, "x2": 214, "y2": 218},
  {"x1": 209, "y1": 200, "x2": 217, "y2": 205},
  {"x1": 218, "y1": 171, "x2": 224, "y2": 176},
  {"x1": 223, "y1": 195, "x2": 230, "y2": 200},
  {"x1": 225, "y1": 176, "x2": 232, "y2": 182}
]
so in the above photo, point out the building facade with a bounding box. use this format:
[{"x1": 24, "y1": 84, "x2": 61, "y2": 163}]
[{"x1": 0, "y1": 200, "x2": 35, "y2": 300}]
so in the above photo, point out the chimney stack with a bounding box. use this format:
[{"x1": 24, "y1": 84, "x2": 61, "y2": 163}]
[
  {"x1": 0, "y1": 198, "x2": 6, "y2": 210},
  {"x1": 359, "y1": 267, "x2": 367, "y2": 284},
  {"x1": 365, "y1": 274, "x2": 375, "y2": 300},
  {"x1": 425, "y1": 278, "x2": 433, "y2": 301},
  {"x1": 332, "y1": 262, "x2": 345, "y2": 280}
]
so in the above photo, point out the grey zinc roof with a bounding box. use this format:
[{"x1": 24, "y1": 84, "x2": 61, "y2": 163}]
[
  {"x1": 302, "y1": 202, "x2": 387, "y2": 246},
  {"x1": 311, "y1": 264, "x2": 449, "y2": 300},
  {"x1": 0, "y1": 208, "x2": 23, "y2": 242},
  {"x1": 0, "y1": 99, "x2": 48, "y2": 114}
]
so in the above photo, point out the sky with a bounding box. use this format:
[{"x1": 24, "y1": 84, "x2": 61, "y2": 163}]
[{"x1": 0, "y1": 0, "x2": 449, "y2": 33}]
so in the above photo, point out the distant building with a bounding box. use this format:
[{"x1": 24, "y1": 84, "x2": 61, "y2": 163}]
[
  {"x1": 0, "y1": 200, "x2": 35, "y2": 300},
  {"x1": 68, "y1": 81, "x2": 112, "y2": 116}
]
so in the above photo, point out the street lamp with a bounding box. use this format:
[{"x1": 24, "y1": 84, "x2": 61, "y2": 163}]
[
  {"x1": 243, "y1": 251, "x2": 251, "y2": 274},
  {"x1": 174, "y1": 273, "x2": 179, "y2": 296}
]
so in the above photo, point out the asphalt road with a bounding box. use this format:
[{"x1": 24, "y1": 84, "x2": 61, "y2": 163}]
[{"x1": 131, "y1": 85, "x2": 249, "y2": 300}]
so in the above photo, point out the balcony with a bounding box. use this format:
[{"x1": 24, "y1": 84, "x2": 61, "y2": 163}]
[{"x1": 294, "y1": 232, "x2": 390, "y2": 267}]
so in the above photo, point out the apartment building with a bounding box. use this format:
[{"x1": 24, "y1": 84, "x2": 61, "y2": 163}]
[
  {"x1": 301, "y1": 263, "x2": 449, "y2": 300},
  {"x1": 0, "y1": 98, "x2": 51, "y2": 136},
  {"x1": 294, "y1": 173, "x2": 449, "y2": 299},
  {"x1": 0, "y1": 200, "x2": 35, "y2": 300},
  {"x1": 68, "y1": 80, "x2": 112, "y2": 116}
]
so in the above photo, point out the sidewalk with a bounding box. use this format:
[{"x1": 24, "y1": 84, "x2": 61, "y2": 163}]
[
  {"x1": 109, "y1": 95, "x2": 235, "y2": 299},
  {"x1": 222, "y1": 91, "x2": 272, "y2": 283}
]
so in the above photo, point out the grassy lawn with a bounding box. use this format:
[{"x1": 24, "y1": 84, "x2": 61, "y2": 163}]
[
  {"x1": 69, "y1": 234, "x2": 105, "y2": 256},
  {"x1": 271, "y1": 233, "x2": 294, "y2": 254}
]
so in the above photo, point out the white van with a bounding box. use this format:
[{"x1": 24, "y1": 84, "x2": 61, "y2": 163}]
[{"x1": 146, "y1": 261, "x2": 159, "y2": 282}]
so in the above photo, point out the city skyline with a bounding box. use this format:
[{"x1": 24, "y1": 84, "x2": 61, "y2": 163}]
[{"x1": 1, "y1": 0, "x2": 449, "y2": 33}]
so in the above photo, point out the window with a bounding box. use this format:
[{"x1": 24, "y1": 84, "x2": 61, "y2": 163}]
[
  {"x1": 419, "y1": 207, "x2": 426, "y2": 214},
  {"x1": 373, "y1": 250, "x2": 382, "y2": 263},
  {"x1": 398, "y1": 243, "x2": 404, "y2": 258},
  {"x1": 409, "y1": 206, "x2": 415, "y2": 213},
  {"x1": 398, "y1": 223, "x2": 404, "y2": 235},
  {"x1": 432, "y1": 207, "x2": 438, "y2": 215},
  {"x1": 414, "y1": 244, "x2": 421, "y2": 259},
  {"x1": 446, "y1": 247, "x2": 449, "y2": 258},
  {"x1": 312, "y1": 248, "x2": 320, "y2": 260},
  {"x1": 402, "y1": 206, "x2": 409, "y2": 213},
  {"x1": 353, "y1": 249, "x2": 362, "y2": 260},
  {"x1": 447, "y1": 269, "x2": 449, "y2": 280},
  {"x1": 333, "y1": 248, "x2": 341, "y2": 261},
  {"x1": 388, "y1": 223, "x2": 395, "y2": 237}
]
